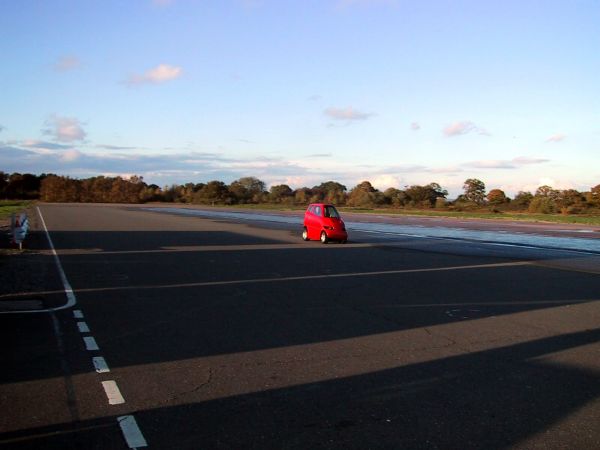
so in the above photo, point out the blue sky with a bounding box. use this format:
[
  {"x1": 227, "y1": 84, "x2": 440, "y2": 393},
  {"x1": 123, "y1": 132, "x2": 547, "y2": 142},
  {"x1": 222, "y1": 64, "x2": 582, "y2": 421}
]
[{"x1": 1, "y1": 0, "x2": 598, "y2": 196}]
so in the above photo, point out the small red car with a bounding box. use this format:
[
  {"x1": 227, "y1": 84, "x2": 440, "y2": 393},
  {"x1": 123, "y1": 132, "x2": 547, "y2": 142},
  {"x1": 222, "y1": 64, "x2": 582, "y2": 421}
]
[{"x1": 302, "y1": 203, "x2": 348, "y2": 244}]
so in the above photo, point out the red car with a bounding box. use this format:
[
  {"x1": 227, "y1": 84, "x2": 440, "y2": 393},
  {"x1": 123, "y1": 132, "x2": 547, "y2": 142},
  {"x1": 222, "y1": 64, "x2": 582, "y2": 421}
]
[{"x1": 302, "y1": 203, "x2": 348, "y2": 244}]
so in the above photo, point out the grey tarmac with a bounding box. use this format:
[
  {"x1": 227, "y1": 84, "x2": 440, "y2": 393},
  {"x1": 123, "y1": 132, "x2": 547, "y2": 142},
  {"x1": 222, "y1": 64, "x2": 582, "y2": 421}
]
[{"x1": 1, "y1": 203, "x2": 599, "y2": 449}]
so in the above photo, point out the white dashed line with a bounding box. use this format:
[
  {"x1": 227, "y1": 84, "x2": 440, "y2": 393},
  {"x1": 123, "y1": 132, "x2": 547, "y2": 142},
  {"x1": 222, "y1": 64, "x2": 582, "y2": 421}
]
[
  {"x1": 73, "y1": 310, "x2": 84, "y2": 319},
  {"x1": 92, "y1": 356, "x2": 110, "y2": 373},
  {"x1": 118, "y1": 415, "x2": 148, "y2": 448},
  {"x1": 83, "y1": 336, "x2": 99, "y2": 351},
  {"x1": 102, "y1": 380, "x2": 125, "y2": 405},
  {"x1": 77, "y1": 321, "x2": 90, "y2": 333}
]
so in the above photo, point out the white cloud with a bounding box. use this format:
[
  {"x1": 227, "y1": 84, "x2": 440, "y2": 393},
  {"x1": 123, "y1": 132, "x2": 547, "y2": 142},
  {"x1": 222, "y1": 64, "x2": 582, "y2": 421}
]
[
  {"x1": 517, "y1": 177, "x2": 575, "y2": 193},
  {"x1": 545, "y1": 134, "x2": 566, "y2": 143},
  {"x1": 512, "y1": 156, "x2": 550, "y2": 165},
  {"x1": 324, "y1": 106, "x2": 375, "y2": 121},
  {"x1": 53, "y1": 55, "x2": 81, "y2": 72},
  {"x1": 371, "y1": 174, "x2": 402, "y2": 190},
  {"x1": 465, "y1": 157, "x2": 549, "y2": 170},
  {"x1": 60, "y1": 149, "x2": 83, "y2": 162},
  {"x1": 44, "y1": 115, "x2": 87, "y2": 142},
  {"x1": 305, "y1": 153, "x2": 332, "y2": 158},
  {"x1": 127, "y1": 64, "x2": 183, "y2": 85},
  {"x1": 443, "y1": 121, "x2": 490, "y2": 137},
  {"x1": 428, "y1": 165, "x2": 463, "y2": 174},
  {"x1": 468, "y1": 160, "x2": 516, "y2": 169}
]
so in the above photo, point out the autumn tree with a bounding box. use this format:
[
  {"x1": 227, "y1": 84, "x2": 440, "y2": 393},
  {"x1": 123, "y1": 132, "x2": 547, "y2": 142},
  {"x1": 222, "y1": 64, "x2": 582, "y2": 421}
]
[
  {"x1": 486, "y1": 189, "x2": 508, "y2": 205},
  {"x1": 40, "y1": 176, "x2": 81, "y2": 202}
]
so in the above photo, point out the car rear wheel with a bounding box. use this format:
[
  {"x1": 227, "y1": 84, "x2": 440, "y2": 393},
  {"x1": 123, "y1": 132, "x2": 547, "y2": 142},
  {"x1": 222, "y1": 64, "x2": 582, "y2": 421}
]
[
  {"x1": 320, "y1": 231, "x2": 328, "y2": 244},
  {"x1": 302, "y1": 227, "x2": 309, "y2": 241}
]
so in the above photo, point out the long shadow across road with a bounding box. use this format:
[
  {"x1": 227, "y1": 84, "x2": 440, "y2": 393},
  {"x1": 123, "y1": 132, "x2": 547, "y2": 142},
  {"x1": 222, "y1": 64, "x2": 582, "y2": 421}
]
[{"x1": 2, "y1": 204, "x2": 600, "y2": 449}]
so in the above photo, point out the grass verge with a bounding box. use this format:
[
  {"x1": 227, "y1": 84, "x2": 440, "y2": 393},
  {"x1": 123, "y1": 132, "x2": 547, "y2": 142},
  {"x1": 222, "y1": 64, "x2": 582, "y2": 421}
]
[
  {"x1": 0, "y1": 201, "x2": 32, "y2": 220},
  {"x1": 338, "y1": 207, "x2": 600, "y2": 225}
]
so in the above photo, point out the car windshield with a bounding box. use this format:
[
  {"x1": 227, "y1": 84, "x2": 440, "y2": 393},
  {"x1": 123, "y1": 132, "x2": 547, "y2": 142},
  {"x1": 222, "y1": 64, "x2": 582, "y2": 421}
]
[{"x1": 324, "y1": 206, "x2": 340, "y2": 218}]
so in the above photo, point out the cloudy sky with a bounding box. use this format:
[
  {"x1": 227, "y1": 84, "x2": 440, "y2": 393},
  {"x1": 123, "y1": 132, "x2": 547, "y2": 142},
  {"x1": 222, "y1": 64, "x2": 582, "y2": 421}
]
[{"x1": 1, "y1": 0, "x2": 598, "y2": 196}]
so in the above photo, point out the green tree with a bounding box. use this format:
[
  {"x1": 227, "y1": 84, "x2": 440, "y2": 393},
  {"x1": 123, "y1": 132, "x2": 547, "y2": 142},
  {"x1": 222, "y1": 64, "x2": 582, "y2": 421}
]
[
  {"x1": 513, "y1": 191, "x2": 533, "y2": 209},
  {"x1": 193, "y1": 181, "x2": 230, "y2": 205},
  {"x1": 535, "y1": 185, "x2": 559, "y2": 199},
  {"x1": 585, "y1": 184, "x2": 600, "y2": 207},
  {"x1": 463, "y1": 178, "x2": 486, "y2": 205},
  {"x1": 556, "y1": 189, "x2": 585, "y2": 214},
  {"x1": 405, "y1": 183, "x2": 447, "y2": 208},
  {"x1": 294, "y1": 187, "x2": 311, "y2": 205},
  {"x1": 0, "y1": 172, "x2": 8, "y2": 198},
  {"x1": 269, "y1": 184, "x2": 293, "y2": 203},
  {"x1": 229, "y1": 176, "x2": 266, "y2": 203},
  {"x1": 383, "y1": 187, "x2": 407, "y2": 207},
  {"x1": 347, "y1": 181, "x2": 384, "y2": 207},
  {"x1": 312, "y1": 181, "x2": 347, "y2": 205}
]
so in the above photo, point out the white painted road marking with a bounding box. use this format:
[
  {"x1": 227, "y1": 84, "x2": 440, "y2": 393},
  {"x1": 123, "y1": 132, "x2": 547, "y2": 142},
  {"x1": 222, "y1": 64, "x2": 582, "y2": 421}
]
[
  {"x1": 118, "y1": 415, "x2": 148, "y2": 448},
  {"x1": 73, "y1": 310, "x2": 84, "y2": 319},
  {"x1": 77, "y1": 321, "x2": 90, "y2": 333},
  {"x1": 0, "y1": 207, "x2": 77, "y2": 314},
  {"x1": 102, "y1": 380, "x2": 125, "y2": 405},
  {"x1": 92, "y1": 356, "x2": 110, "y2": 373},
  {"x1": 83, "y1": 336, "x2": 99, "y2": 351}
]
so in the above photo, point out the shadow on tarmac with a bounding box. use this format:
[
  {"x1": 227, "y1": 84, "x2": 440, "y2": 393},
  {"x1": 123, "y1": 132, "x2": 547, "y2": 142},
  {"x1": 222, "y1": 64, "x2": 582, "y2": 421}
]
[
  {"x1": 2, "y1": 226, "x2": 600, "y2": 448},
  {"x1": 1, "y1": 328, "x2": 599, "y2": 449}
]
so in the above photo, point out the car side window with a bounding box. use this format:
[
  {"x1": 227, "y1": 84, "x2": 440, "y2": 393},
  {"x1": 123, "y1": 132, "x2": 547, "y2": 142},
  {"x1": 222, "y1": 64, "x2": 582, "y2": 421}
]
[
  {"x1": 308, "y1": 206, "x2": 314, "y2": 215},
  {"x1": 315, "y1": 206, "x2": 321, "y2": 216}
]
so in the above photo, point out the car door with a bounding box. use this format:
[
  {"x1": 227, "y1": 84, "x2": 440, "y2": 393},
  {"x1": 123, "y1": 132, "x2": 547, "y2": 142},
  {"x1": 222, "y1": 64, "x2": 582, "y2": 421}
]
[{"x1": 309, "y1": 205, "x2": 323, "y2": 239}]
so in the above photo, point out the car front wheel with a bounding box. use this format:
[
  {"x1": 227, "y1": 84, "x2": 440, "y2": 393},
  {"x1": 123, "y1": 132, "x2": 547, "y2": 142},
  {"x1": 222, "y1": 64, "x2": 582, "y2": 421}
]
[{"x1": 320, "y1": 231, "x2": 328, "y2": 244}]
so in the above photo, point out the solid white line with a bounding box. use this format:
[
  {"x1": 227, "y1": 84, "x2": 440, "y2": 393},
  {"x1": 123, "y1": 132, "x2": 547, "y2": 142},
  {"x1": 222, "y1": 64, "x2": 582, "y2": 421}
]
[
  {"x1": 0, "y1": 207, "x2": 78, "y2": 314},
  {"x1": 73, "y1": 310, "x2": 84, "y2": 319},
  {"x1": 118, "y1": 415, "x2": 148, "y2": 448},
  {"x1": 93, "y1": 356, "x2": 110, "y2": 373},
  {"x1": 83, "y1": 336, "x2": 99, "y2": 351},
  {"x1": 102, "y1": 380, "x2": 125, "y2": 405},
  {"x1": 77, "y1": 321, "x2": 90, "y2": 333},
  {"x1": 37, "y1": 207, "x2": 77, "y2": 310}
]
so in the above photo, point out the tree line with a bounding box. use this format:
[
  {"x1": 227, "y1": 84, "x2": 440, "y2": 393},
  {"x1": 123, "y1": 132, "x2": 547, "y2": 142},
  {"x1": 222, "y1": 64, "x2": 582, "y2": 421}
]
[{"x1": 1, "y1": 171, "x2": 599, "y2": 214}]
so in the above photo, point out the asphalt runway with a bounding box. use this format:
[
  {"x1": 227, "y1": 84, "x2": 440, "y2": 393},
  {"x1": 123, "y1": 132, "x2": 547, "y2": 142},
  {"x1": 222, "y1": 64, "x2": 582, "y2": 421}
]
[{"x1": 2, "y1": 204, "x2": 600, "y2": 449}]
